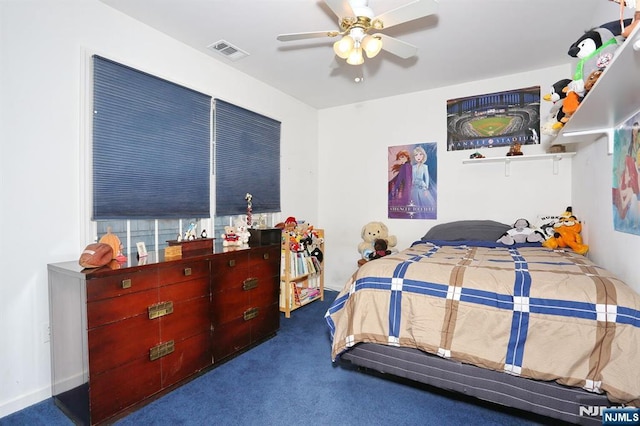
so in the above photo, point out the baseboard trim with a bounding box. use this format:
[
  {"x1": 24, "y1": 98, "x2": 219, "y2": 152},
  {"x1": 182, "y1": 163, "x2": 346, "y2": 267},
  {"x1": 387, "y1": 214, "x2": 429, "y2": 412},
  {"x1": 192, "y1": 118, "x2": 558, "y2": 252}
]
[{"x1": 0, "y1": 386, "x2": 51, "y2": 419}]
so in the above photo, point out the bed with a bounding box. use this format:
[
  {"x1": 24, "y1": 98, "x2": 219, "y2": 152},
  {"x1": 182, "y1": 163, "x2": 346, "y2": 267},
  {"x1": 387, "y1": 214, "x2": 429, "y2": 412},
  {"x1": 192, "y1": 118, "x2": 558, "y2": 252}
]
[{"x1": 325, "y1": 220, "x2": 640, "y2": 425}]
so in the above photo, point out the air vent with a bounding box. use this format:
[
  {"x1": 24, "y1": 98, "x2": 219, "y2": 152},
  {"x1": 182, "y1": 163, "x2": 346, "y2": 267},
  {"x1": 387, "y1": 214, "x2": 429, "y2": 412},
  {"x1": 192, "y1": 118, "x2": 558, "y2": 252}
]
[{"x1": 207, "y1": 40, "x2": 249, "y2": 61}]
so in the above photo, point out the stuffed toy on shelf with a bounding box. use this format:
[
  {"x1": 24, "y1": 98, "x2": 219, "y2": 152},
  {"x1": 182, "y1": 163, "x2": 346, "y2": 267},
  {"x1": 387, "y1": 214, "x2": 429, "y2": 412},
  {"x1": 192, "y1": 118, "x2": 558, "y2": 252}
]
[
  {"x1": 563, "y1": 26, "x2": 622, "y2": 119},
  {"x1": 541, "y1": 78, "x2": 572, "y2": 137}
]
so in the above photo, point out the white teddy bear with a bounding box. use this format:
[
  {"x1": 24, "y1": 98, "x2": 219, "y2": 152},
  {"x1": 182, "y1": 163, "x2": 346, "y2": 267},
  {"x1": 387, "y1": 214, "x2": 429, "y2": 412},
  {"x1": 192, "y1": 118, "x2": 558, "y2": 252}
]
[{"x1": 358, "y1": 221, "x2": 397, "y2": 260}]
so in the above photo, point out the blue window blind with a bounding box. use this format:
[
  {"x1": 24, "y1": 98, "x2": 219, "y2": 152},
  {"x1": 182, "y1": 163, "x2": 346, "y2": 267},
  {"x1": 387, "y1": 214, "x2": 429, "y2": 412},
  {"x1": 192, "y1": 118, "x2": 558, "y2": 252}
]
[
  {"x1": 214, "y1": 99, "x2": 281, "y2": 215},
  {"x1": 93, "y1": 55, "x2": 211, "y2": 219}
]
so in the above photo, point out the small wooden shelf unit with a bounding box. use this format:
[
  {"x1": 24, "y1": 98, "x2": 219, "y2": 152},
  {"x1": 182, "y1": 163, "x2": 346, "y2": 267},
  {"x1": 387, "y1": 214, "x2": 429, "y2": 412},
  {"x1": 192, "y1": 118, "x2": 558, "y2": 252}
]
[{"x1": 279, "y1": 228, "x2": 324, "y2": 318}]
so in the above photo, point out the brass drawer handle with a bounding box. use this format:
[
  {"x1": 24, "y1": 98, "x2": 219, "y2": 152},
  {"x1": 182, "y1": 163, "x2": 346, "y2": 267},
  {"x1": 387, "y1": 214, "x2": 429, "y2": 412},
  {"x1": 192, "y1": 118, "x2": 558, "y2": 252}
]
[
  {"x1": 121, "y1": 279, "x2": 132, "y2": 289},
  {"x1": 243, "y1": 307, "x2": 259, "y2": 321},
  {"x1": 242, "y1": 278, "x2": 258, "y2": 291},
  {"x1": 263, "y1": 253, "x2": 269, "y2": 260},
  {"x1": 228, "y1": 259, "x2": 236, "y2": 267},
  {"x1": 148, "y1": 301, "x2": 174, "y2": 319},
  {"x1": 149, "y1": 340, "x2": 175, "y2": 361},
  {"x1": 184, "y1": 267, "x2": 192, "y2": 276}
]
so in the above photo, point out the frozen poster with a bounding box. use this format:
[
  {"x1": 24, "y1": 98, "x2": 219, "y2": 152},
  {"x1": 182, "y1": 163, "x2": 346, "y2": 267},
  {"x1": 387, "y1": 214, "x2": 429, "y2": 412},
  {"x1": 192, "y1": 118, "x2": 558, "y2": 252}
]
[
  {"x1": 388, "y1": 143, "x2": 437, "y2": 219},
  {"x1": 612, "y1": 111, "x2": 640, "y2": 235}
]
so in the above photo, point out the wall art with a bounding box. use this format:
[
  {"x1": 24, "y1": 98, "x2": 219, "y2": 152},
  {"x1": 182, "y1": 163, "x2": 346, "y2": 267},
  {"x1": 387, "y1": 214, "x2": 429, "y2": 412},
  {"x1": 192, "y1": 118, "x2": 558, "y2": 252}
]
[
  {"x1": 612, "y1": 110, "x2": 640, "y2": 236},
  {"x1": 447, "y1": 86, "x2": 540, "y2": 151},
  {"x1": 388, "y1": 143, "x2": 437, "y2": 220}
]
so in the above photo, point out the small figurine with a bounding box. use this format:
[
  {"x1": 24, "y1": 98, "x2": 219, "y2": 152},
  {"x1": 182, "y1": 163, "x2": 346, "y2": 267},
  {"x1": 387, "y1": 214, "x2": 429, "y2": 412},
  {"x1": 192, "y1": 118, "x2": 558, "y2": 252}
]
[
  {"x1": 99, "y1": 226, "x2": 126, "y2": 261},
  {"x1": 245, "y1": 193, "x2": 253, "y2": 228},
  {"x1": 506, "y1": 142, "x2": 523, "y2": 156},
  {"x1": 201, "y1": 230, "x2": 207, "y2": 238},
  {"x1": 258, "y1": 214, "x2": 267, "y2": 229},
  {"x1": 184, "y1": 222, "x2": 197, "y2": 240}
]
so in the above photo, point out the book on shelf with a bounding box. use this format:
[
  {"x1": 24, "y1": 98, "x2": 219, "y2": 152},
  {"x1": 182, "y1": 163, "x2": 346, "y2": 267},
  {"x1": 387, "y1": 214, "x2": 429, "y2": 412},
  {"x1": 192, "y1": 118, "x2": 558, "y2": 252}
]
[
  {"x1": 280, "y1": 281, "x2": 321, "y2": 308},
  {"x1": 281, "y1": 248, "x2": 322, "y2": 278}
]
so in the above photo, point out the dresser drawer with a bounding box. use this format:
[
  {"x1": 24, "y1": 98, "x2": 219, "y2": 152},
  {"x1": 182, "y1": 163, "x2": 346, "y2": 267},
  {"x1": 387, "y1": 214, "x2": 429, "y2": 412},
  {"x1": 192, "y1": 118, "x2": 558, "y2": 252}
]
[
  {"x1": 158, "y1": 276, "x2": 209, "y2": 304},
  {"x1": 87, "y1": 288, "x2": 159, "y2": 329},
  {"x1": 87, "y1": 268, "x2": 158, "y2": 302},
  {"x1": 250, "y1": 301, "x2": 279, "y2": 343},
  {"x1": 212, "y1": 317, "x2": 251, "y2": 362},
  {"x1": 247, "y1": 275, "x2": 279, "y2": 307},
  {"x1": 210, "y1": 252, "x2": 246, "y2": 292},
  {"x1": 213, "y1": 272, "x2": 279, "y2": 321},
  {"x1": 88, "y1": 314, "x2": 159, "y2": 374},
  {"x1": 247, "y1": 245, "x2": 280, "y2": 277},
  {"x1": 90, "y1": 355, "x2": 161, "y2": 425},
  {"x1": 158, "y1": 259, "x2": 209, "y2": 286},
  {"x1": 160, "y1": 295, "x2": 211, "y2": 341},
  {"x1": 161, "y1": 331, "x2": 212, "y2": 388}
]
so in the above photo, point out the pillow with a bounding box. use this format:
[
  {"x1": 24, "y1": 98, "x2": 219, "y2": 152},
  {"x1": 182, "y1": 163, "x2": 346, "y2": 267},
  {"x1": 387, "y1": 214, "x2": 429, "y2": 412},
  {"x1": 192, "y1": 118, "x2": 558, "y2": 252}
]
[{"x1": 421, "y1": 220, "x2": 511, "y2": 241}]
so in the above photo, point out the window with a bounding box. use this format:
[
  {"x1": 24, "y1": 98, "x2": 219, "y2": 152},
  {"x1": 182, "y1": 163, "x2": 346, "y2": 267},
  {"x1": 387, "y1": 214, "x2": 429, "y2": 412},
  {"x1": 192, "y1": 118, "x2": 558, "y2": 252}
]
[
  {"x1": 214, "y1": 99, "x2": 281, "y2": 216},
  {"x1": 92, "y1": 55, "x2": 211, "y2": 219},
  {"x1": 90, "y1": 59, "x2": 281, "y2": 255}
]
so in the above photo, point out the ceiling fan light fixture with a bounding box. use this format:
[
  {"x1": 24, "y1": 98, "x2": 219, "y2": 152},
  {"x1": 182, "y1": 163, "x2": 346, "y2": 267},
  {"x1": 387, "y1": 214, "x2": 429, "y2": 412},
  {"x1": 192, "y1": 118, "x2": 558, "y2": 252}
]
[
  {"x1": 361, "y1": 35, "x2": 382, "y2": 58},
  {"x1": 333, "y1": 35, "x2": 354, "y2": 59},
  {"x1": 346, "y1": 47, "x2": 364, "y2": 65}
]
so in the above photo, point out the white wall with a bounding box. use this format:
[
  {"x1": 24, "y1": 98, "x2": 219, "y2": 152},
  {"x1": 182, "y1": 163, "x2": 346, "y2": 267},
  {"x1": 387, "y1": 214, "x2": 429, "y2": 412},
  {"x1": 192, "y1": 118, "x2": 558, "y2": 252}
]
[
  {"x1": 0, "y1": 0, "x2": 318, "y2": 417},
  {"x1": 572, "y1": 137, "x2": 640, "y2": 292},
  {"x1": 318, "y1": 65, "x2": 574, "y2": 290}
]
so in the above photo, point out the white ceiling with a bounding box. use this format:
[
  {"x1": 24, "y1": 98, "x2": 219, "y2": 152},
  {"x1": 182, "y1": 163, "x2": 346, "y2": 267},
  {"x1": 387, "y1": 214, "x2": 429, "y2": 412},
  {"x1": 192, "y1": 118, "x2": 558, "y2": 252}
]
[{"x1": 99, "y1": 0, "x2": 623, "y2": 109}]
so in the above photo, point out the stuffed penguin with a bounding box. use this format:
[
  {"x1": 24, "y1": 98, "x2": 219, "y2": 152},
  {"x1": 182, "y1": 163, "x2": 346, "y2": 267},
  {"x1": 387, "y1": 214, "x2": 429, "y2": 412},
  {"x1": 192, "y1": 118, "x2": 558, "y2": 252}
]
[
  {"x1": 542, "y1": 78, "x2": 572, "y2": 135},
  {"x1": 567, "y1": 27, "x2": 621, "y2": 97},
  {"x1": 563, "y1": 26, "x2": 622, "y2": 117}
]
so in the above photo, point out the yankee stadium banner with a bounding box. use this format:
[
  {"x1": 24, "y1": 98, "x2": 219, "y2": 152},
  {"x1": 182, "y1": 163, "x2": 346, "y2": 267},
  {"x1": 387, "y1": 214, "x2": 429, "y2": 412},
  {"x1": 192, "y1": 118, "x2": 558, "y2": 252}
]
[{"x1": 447, "y1": 86, "x2": 540, "y2": 151}]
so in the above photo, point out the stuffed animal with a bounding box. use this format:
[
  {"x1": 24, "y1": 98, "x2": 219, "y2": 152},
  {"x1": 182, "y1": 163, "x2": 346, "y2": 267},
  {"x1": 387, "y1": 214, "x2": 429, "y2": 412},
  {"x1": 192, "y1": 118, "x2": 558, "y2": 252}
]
[
  {"x1": 358, "y1": 221, "x2": 397, "y2": 259},
  {"x1": 367, "y1": 238, "x2": 392, "y2": 260},
  {"x1": 542, "y1": 207, "x2": 589, "y2": 255},
  {"x1": 583, "y1": 68, "x2": 604, "y2": 96},
  {"x1": 233, "y1": 217, "x2": 250, "y2": 245},
  {"x1": 221, "y1": 225, "x2": 243, "y2": 247},
  {"x1": 564, "y1": 26, "x2": 622, "y2": 118},
  {"x1": 497, "y1": 218, "x2": 546, "y2": 246},
  {"x1": 541, "y1": 78, "x2": 572, "y2": 136}
]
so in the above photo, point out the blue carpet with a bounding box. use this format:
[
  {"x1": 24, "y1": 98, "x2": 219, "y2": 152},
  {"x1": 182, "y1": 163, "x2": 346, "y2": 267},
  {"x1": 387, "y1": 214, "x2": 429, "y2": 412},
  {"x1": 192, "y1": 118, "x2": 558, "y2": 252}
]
[{"x1": 1, "y1": 291, "x2": 558, "y2": 425}]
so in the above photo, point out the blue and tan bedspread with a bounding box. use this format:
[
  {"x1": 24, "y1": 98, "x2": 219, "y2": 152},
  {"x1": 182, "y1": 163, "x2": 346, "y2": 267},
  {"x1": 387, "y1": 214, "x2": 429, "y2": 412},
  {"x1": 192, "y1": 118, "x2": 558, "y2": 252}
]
[{"x1": 326, "y1": 241, "x2": 640, "y2": 406}]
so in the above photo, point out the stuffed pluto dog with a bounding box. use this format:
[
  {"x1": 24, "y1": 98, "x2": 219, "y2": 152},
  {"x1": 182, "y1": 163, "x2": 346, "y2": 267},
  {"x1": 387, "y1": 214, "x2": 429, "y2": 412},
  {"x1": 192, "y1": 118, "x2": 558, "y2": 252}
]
[{"x1": 358, "y1": 221, "x2": 397, "y2": 259}]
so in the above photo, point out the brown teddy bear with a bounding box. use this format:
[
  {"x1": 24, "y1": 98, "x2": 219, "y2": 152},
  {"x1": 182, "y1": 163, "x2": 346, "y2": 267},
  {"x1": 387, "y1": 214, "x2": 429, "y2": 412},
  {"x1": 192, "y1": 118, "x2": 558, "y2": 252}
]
[{"x1": 367, "y1": 239, "x2": 392, "y2": 260}]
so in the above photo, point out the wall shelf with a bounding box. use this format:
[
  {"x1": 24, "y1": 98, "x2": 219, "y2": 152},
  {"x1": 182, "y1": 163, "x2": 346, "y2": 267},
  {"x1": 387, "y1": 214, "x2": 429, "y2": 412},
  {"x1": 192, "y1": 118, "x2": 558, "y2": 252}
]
[
  {"x1": 554, "y1": 24, "x2": 640, "y2": 153},
  {"x1": 462, "y1": 152, "x2": 576, "y2": 176}
]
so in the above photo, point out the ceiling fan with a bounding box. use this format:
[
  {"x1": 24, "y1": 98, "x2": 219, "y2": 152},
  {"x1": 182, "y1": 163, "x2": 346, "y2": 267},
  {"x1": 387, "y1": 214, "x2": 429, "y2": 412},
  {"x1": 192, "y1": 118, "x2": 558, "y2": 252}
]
[{"x1": 276, "y1": 0, "x2": 438, "y2": 65}]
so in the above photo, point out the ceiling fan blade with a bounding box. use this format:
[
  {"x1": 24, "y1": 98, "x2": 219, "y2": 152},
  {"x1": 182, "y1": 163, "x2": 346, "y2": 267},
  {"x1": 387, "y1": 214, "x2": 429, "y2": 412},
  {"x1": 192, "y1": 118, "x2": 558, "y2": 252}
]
[
  {"x1": 323, "y1": 0, "x2": 355, "y2": 20},
  {"x1": 376, "y1": 34, "x2": 418, "y2": 59},
  {"x1": 277, "y1": 31, "x2": 339, "y2": 42},
  {"x1": 374, "y1": 0, "x2": 438, "y2": 30}
]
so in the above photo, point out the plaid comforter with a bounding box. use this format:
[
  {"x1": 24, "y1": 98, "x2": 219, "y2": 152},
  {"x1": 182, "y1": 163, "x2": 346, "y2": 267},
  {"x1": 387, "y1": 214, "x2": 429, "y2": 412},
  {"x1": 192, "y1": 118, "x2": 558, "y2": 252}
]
[{"x1": 326, "y1": 241, "x2": 640, "y2": 406}]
